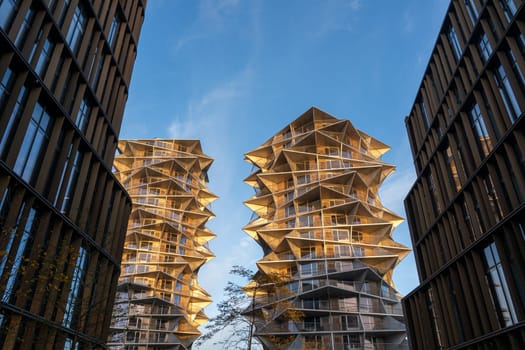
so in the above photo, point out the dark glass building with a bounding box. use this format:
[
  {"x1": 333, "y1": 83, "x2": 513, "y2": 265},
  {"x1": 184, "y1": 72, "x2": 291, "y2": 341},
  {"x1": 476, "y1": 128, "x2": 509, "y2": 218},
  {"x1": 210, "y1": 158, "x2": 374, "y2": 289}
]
[
  {"x1": 403, "y1": 0, "x2": 525, "y2": 349},
  {"x1": 0, "y1": 1, "x2": 145, "y2": 348}
]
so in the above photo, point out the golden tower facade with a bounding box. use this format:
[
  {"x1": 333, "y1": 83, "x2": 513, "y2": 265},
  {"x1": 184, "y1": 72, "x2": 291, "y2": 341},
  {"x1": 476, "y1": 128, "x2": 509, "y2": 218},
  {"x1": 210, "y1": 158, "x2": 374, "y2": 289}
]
[
  {"x1": 243, "y1": 107, "x2": 410, "y2": 349},
  {"x1": 108, "y1": 139, "x2": 216, "y2": 349}
]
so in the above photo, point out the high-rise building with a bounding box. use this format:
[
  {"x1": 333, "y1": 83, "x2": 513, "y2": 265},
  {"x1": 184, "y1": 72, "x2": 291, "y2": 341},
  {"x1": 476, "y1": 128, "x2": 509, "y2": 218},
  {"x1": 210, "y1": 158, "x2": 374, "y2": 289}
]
[
  {"x1": 0, "y1": 1, "x2": 145, "y2": 348},
  {"x1": 108, "y1": 139, "x2": 216, "y2": 349},
  {"x1": 403, "y1": 1, "x2": 525, "y2": 349},
  {"x1": 243, "y1": 107, "x2": 410, "y2": 350}
]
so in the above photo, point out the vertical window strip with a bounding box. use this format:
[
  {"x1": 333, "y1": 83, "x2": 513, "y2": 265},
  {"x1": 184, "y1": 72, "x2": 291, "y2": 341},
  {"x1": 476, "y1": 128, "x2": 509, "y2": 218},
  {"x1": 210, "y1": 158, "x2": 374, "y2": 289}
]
[
  {"x1": 448, "y1": 25, "x2": 462, "y2": 60},
  {"x1": 478, "y1": 33, "x2": 493, "y2": 62},
  {"x1": 14, "y1": 7, "x2": 34, "y2": 48},
  {"x1": 465, "y1": 0, "x2": 479, "y2": 24},
  {"x1": 483, "y1": 242, "x2": 518, "y2": 327},
  {"x1": 0, "y1": 0, "x2": 20, "y2": 29},
  {"x1": 1, "y1": 207, "x2": 36, "y2": 303},
  {"x1": 495, "y1": 64, "x2": 521, "y2": 122},
  {"x1": 0, "y1": 85, "x2": 27, "y2": 156},
  {"x1": 469, "y1": 103, "x2": 492, "y2": 156},
  {"x1": 13, "y1": 102, "x2": 53, "y2": 182},
  {"x1": 499, "y1": 0, "x2": 517, "y2": 23},
  {"x1": 35, "y1": 37, "x2": 54, "y2": 77},
  {"x1": 66, "y1": 6, "x2": 86, "y2": 54},
  {"x1": 60, "y1": 149, "x2": 82, "y2": 213},
  {"x1": 62, "y1": 246, "x2": 88, "y2": 328}
]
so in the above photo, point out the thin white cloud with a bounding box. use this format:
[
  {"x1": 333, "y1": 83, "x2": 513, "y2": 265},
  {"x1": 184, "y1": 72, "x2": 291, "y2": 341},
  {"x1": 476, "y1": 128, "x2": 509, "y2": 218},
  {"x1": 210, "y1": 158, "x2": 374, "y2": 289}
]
[
  {"x1": 315, "y1": 0, "x2": 363, "y2": 35},
  {"x1": 380, "y1": 166, "x2": 416, "y2": 216},
  {"x1": 402, "y1": 10, "x2": 414, "y2": 33}
]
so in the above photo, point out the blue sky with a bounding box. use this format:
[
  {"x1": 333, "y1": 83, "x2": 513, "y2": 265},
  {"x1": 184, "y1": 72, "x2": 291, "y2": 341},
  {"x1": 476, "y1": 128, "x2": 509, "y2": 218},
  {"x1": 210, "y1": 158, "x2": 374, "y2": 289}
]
[{"x1": 120, "y1": 0, "x2": 449, "y2": 322}]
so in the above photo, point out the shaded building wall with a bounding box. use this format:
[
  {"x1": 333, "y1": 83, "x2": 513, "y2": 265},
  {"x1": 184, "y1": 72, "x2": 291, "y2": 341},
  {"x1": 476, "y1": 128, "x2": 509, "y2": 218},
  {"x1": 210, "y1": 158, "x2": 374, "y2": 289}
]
[
  {"x1": 403, "y1": 0, "x2": 525, "y2": 349},
  {"x1": 0, "y1": 0, "x2": 145, "y2": 348}
]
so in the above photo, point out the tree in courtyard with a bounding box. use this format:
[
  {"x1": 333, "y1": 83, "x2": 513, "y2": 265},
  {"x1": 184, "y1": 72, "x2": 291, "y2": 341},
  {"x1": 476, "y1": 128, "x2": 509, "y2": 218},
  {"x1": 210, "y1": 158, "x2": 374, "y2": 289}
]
[{"x1": 196, "y1": 265, "x2": 303, "y2": 350}]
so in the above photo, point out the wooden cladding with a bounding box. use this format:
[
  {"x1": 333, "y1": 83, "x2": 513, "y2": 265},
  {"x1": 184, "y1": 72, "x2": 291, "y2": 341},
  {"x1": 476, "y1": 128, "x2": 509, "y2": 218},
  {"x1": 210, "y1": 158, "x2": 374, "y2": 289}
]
[
  {"x1": 404, "y1": 1, "x2": 525, "y2": 349},
  {"x1": 0, "y1": 0, "x2": 145, "y2": 348}
]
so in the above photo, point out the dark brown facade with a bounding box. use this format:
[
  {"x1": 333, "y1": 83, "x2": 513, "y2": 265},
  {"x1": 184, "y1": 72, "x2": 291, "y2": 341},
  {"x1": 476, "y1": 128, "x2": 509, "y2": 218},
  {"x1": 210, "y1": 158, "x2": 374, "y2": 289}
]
[
  {"x1": 403, "y1": 0, "x2": 525, "y2": 349},
  {"x1": 0, "y1": 1, "x2": 145, "y2": 349}
]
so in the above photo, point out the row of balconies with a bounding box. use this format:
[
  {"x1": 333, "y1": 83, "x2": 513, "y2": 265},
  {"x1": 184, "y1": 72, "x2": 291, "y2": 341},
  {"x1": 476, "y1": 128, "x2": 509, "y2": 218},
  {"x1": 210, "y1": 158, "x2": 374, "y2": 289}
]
[
  {"x1": 256, "y1": 314, "x2": 405, "y2": 334},
  {"x1": 254, "y1": 279, "x2": 399, "y2": 306}
]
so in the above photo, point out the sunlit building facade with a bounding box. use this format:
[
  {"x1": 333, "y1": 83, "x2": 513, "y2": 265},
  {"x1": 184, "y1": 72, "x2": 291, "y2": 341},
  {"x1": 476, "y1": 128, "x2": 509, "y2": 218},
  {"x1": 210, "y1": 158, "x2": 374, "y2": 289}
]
[
  {"x1": 0, "y1": 0, "x2": 145, "y2": 348},
  {"x1": 108, "y1": 139, "x2": 216, "y2": 349},
  {"x1": 243, "y1": 107, "x2": 410, "y2": 350},
  {"x1": 403, "y1": 0, "x2": 525, "y2": 349}
]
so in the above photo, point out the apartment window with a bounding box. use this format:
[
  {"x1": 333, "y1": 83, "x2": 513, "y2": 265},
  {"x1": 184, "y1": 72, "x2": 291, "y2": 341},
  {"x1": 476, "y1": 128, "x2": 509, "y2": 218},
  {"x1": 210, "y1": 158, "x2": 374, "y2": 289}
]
[
  {"x1": 331, "y1": 214, "x2": 346, "y2": 226},
  {"x1": 420, "y1": 99, "x2": 430, "y2": 128},
  {"x1": 62, "y1": 246, "x2": 88, "y2": 327},
  {"x1": 343, "y1": 335, "x2": 361, "y2": 349},
  {"x1": 303, "y1": 316, "x2": 322, "y2": 331},
  {"x1": 325, "y1": 159, "x2": 340, "y2": 169},
  {"x1": 299, "y1": 215, "x2": 315, "y2": 227},
  {"x1": 165, "y1": 244, "x2": 176, "y2": 253},
  {"x1": 483, "y1": 173, "x2": 503, "y2": 221},
  {"x1": 448, "y1": 24, "x2": 462, "y2": 60},
  {"x1": 0, "y1": 0, "x2": 20, "y2": 29},
  {"x1": 14, "y1": 7, "x2": 34, "y2": 47},
  {"x1": 2, "y1": 208, "x2": 37, "y2": 303},
  {"x1": 342, "y1": 315, "x2": 359, "y2": 329},
  {"x1": 297, "y1": 174, "x2": 311, "y2": 185},
  {"x1": 353, "y1": 246, "x2": 365, "y2": 257},
  {"x1": 0, "y1": 82, "x2": 27, "y2": 157},
  {"x1": 76, "y1": 98, "x2": 91, "y2": 132},
  {"x1": 60, "y1": 149, "x2": 83, "y2": 213},
  {"x1": 469, "y1": 103, "x2": 492, "y2": 156},
  {"x1": 0, "y1": 67, "x2": 14, "y2": 114},
  {"x1": 495, "y1": 64, "x2": 521, "y2": 122},
  {"x1": 35, "y1": 37, "x2": 55, "y2": 77},
  {"x1": 302, "y1": 299, "x2": 321, "y2": 309},
  {"x1": 500, "y1": 0, "x2": 517, "y2": 22},
  {"x1": 304, "y1": 335, "x2": 323, "y2": 349},
  {"x1": 284, "y1": 190, "x2": 294, "y2": 202},
  {"x1": 332, "y1": 229, "x2": 349, "y2": 241},
  {"x1": 108, "y1": 16, "x2": 120, "y2": 47},
  {"x1": 136, "y1": 265, "x2": 149, "y2": 273},
  {"x1": 140, "y1": 241, "x2": 153, "y2": 250},
  {"x1": 284, "y1": 205, "x2": 295, "y2": 217},
  {"x1": 67, "y1": 6, "x2": 87, "y2": 54},
  {"x1": 138, "y1": 253, "x2": 151, "y2": 262},
  {"x1": 324, "y1": 146, "x2": 339, "y2": 156},
  {"x1": 300, "y1": 262, "x2": 318, "y2": 276},
  {"x1": 300, "y1": 246, "x2": 316, "y2": 259},
  {"x1": 478, "y1": 33, "x2": 493, "y2": 62},
  {"x1": 13, "y1": 102, "x2": 53, "y2": 183},
  {"x1": 446, "y1": 147, "x2": 461, "y2": 190},
  {"x1": 483, "y1": 242, "x2": 518, "y2": 327},
  {"x1": 342, "y1": 149, "x2": 352, "y2": 158},
  {"x1": 464, "y1": 0, "x2": 479, "y2": 24},
  {"x1": 507, "y1": 49, "x2": 525, "y2": 89},
  {"x1": 334, "y1": 245, "x2": 351, "y2": 257},
  {"x1": 91, "y1": 53, "x2": 105, "y2": 89},
  {"x1": 351, "y1": 231, "x2": 363, "y2": 242}
]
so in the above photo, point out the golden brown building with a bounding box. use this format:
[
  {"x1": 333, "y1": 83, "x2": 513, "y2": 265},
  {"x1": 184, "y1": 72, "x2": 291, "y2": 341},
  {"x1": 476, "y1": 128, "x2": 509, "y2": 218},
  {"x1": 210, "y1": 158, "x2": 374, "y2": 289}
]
[
  {"x1": 403, "y1": 0, "x2": 525, "y2": 349},
  {"x1": 0, "y1": 0, "x2": 145, "y2": 348},
  {"x1": 243, "y1": 107, "x2": 410, "y2": 349},
  {"x1": 108, "y1": 139, "x2": 216, "y2": 349}
]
